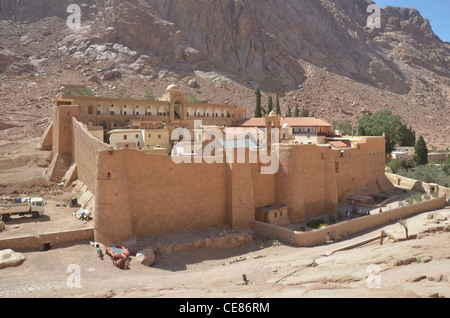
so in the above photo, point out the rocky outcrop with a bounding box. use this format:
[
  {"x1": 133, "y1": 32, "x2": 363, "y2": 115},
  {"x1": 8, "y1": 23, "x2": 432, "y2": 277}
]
[
  {"x1": 59, "y1": 0, "x2": 449, "y2": 94},
  {"x1": 0, "y1": 48, "x2": 36, "y2": 75},
  {"x1": 0, "y1": 0, "x2": 448, "y2": 145},
  {"x1": 0, "y1": 249, "x2": 26, "y2": 269},
  {"x1": 0, "y1": 0, "x2": 97, "y2": 22}
]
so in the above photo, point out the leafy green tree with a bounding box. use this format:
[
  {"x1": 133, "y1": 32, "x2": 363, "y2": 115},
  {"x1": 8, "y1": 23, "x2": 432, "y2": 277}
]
[
  {"x1": 62, "y1": 86, "x2": 94, "y2": 97},
  {"x1": 387, "y1": 159, "x2": 403, "y2": 174},
  {"x1": 300, "y1": 108, "x2": 310, "y2": 117},
  {"x1": 413, "y1": 135, "x2": 428, "y2": 166},
  {"x1": 255, "y1": 89, "x2": 262, "y2": 118},
  {"x1": 357, "y1": 109, "x2": 411, "y2": 154},
  {"x1": 143, "y1": 87, "x2": 155, "y2": 100},
  {"x1": 332, "y1": 120, "x2": 355, "y2": 136},
  {"x1": 187, "y1": 93, "x2": 201, "y2": 103}
]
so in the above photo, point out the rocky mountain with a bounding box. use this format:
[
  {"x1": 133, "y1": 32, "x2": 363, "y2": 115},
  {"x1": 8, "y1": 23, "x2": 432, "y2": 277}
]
[{"x1": 0, "y1": 0, "x2": 449, "y2": 147}]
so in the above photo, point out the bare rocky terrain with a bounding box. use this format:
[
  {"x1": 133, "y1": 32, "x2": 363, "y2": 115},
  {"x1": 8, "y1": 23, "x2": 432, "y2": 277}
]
[
  {"x1": 0, "y1": 0, "x2": 449, "y2": 300},
  {"x1": 0, "y1": 0, "x2": 448, "y2": 147}
]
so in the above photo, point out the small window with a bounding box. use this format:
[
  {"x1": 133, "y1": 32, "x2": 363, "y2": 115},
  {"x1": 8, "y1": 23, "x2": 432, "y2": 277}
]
[
  {"x1": 158, "y1": 135, "x2": 161, "y2": 139},
  {"x1": 149, "y1": 134, "x2": 151, "y2": 138},
  {"x1": 136, "y1": 134, "x2": 139, "y2": 139},
  {"x1": 124, "y1": 135, "x2": 128, "y2": 140}
]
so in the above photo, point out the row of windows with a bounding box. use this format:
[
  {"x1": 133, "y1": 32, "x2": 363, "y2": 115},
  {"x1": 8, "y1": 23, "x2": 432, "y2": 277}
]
[
  {"x1": 123, "y1": 134, "x2": 162, "y2": 140},
  {"x1": 87, "y1": 105, "x2": 236, "y2": 118}
]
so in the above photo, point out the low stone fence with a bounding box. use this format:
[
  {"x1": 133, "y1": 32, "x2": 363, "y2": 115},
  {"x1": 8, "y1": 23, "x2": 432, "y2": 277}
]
[
  {"x1": 386, "y1": 173, "x2": 450, "y2": 201},
  {"x1": 0, "y1": 228, "x2": 94, "y2": 252},
  {"x1": 253, "y1": 194, "x2": 447, "y2": 247}
]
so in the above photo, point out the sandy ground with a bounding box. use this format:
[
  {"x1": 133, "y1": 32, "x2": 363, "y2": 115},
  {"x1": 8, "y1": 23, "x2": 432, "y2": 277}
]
[
  {"x1": 0, "y1": 139, "x2": 449, "y2": 300},
  {"x1": 0, "y1": 208, "x2": 448, "y2": 299}
]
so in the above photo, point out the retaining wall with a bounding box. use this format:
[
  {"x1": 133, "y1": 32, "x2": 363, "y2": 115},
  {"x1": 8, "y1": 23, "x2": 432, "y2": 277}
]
[
  {"x1": 253, "y1": 194, "x2": 447, "y2": 247},
  {"x1": 386, "y1": 173, "x2": 450, "y2": 200},
  {"x1": 0, "y1": 228, "x2": 94, "y2": 252}
]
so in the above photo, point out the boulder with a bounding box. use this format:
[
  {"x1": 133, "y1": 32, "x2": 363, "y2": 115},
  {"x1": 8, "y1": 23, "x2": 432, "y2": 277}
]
[
  {"x1": 184, "y1": 47, "x2": 202, "y2": 63},
  {"x1": 102, "y1": 69, "x2": 121, "y2": 81},
  {"x1": 88, "y1": 75, "x2": 101, "y2": 83},
  {"x1": 0, "y1": 249, "x2": 26, "y2": 269},
  {"x1": 136, "y1": 247, "x2": 155, "y2": 266},
  {"x1": 0, "y1": 221, "x2": 5, "y2": 232},
  {"x1": 188, "y1": 78, "x2": 199, "y2": 88}
]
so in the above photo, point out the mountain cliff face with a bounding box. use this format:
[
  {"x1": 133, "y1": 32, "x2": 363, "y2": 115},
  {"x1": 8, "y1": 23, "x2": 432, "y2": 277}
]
[
  {"x1": 0, "y1": 0, "x2": 449, "y2": 146},
  {"x1": 59, "y1": 0, "x2": 448, "y2": 93}
]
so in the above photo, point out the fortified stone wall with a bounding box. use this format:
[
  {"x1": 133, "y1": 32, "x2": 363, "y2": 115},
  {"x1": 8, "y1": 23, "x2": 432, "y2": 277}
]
[
  {"x1": 275, "y1": 145, "x2": 339, "y2": 223},
  {"x1": 334, "y1": 137, "x2": 389, "y2": 200},
  {"x1": 72, "y1": 118, "x2": 112, "y2": 191},
  {"x1": 65, "y1": 118, "x2": 390, "y2": 245}
]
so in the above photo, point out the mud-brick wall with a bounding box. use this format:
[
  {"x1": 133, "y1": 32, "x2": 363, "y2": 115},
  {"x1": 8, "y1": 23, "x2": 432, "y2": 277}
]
[
  {"x1": 275, "y1": 145, "x2": 339, "y2": 224},
  {"x1": 335, "y1": 138, "x2": 387, "y2": 200},
  {"x1": 93, "y1": 148, "x2": 279, "y2": 244},
  {"x1": 124, "y1": 150, "x2": 229, "y2": 237},
  {"x1": 72, "y1": 118, "x2": 111, "y2": 192}
]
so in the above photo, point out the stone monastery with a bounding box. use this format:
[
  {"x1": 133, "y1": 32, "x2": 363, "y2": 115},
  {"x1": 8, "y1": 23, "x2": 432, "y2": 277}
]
[{"x1": 40, "y1": 85, "x2": 394, "y2": 244}]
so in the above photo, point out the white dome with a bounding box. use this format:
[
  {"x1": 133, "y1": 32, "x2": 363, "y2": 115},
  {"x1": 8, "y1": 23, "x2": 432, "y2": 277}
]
[
  {"x1": 166, "y1": 84, "x2": 180, "y2": 91},
  {"x1": 282, "y1": 123, "x2": 290, "y2": 128}
]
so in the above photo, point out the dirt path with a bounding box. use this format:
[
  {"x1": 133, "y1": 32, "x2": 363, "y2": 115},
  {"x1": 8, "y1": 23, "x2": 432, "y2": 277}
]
[{"x1": 0, "y1": 209, "x2": 448, "y2": 299}]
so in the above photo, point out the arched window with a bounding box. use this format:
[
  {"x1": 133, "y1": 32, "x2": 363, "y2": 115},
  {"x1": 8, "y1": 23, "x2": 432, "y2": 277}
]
[
  {"x1": 148, "y1": 106, "x2": 158, "y2": 116},
  {"x1": 197, "y1": 108, "x2": 205, "y2": 117},
  {"x1": 109, "y1": 104, "x2": 121, "y2": 115},
  {"x1": 98, "y1": 104, "x2": 107, "y2": 115},
  {"x1": 187, "y1": 107, "x2": 196, "y2": 117},
  {"x1": 159, "y1": 106, "x2": 168, "y2": 116}
]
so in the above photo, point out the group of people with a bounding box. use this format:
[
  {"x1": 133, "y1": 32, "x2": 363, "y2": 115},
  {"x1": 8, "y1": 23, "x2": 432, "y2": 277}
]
[{"x1": 346, "y1": 201, "x2": 385, "y2": 221}]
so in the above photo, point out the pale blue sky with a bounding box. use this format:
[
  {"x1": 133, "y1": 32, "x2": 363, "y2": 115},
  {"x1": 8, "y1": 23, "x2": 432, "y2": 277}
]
[{"x1": 375, "y1": 0, "x2": 450, "y2": 42}]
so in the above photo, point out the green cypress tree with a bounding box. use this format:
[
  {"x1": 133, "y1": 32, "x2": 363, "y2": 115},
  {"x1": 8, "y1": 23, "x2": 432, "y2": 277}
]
[
  {"x1": 413, "y1": 135, "x2": 428, "y2": 166},
  {"x1": 286, "y1": 106, "x2": 292, "y2": 118},
  {"x1": 294, "y1": 104, "x2": 299, "y2": 117},
  {"x1": 267, "y1": 95, "x2": 273, "y2": 114},
  {"x1": 255, "y1": 89, "x2": 262, "y2": 118},
  {"x1": 276, "y1": 95, "x2": 281, "y2": 115}
]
